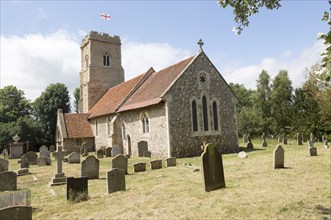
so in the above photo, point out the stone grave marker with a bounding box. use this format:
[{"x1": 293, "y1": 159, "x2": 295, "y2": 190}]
[
  {"x1": 39, "y1": 145, "x2": 48, "y2": 152},
  {"x1": 49, "y1": 145, "x2": 55, "y2": 152},
  {"x1": 310, "y1": 133, "x2": 315, "y2": 143},
  {"x1": 262, "y1": 133, "x2": 267, "y2": 147},
  {"x1": 0, "y1": 158, "x2": 9, "y2": 172},
  {"x1": 40, "y1": 149, "x2": 50, "y2": 158},
  {"x1": 18, "y1": 155, "x2": 30, "y2": 176},
  {"x1": 81, "y1": 155, "x2": 99, "y2": 179},
  {"x1": 273, "y1": 145, "x2": 284, "y2": 169},
  {"x1": 111, "y1": 145, "x2": 122, "y2": 157},
  {"x1": 137, "y1": 141, "x2": 148, "y2": 157},
  {"x1": 0, "y1": 189, "x2": 31, "y2": 209},
  {"x1": 166, "y1": 157, "x2": 176, "y2": 167},
  {"x1": 24, "y1": 151, "x2": 37, "y2": 165},
  {"x1": 68, "y1": 152, "x2": 80, "y2": 164},
  {"x1": 96, "y1": 149, "x2": 104, "y2": 158},
  {"x1": 107, "y1": 168, "x2": 126, "y2": 194},
  {"x1": 297, "y1": 132, "x2": 303, "y2": 145},
  {"x1": 0, "y1": 206, "x2": 32, "y2": 220},
  {"x1": 82, "y1": 148, "x2": 89, "y2": 157},
  {"x1": 112, "y1": 154, "x2": 128, "y2": 174},
  {"x1": 0, "y1": 171, "x2": 17, "y2": 191},
  {"x1": 309, "y1": 147, "x2": 317, "y2": 156},
  {"x1": 49, "y1": 146, "x2": 66, "y2": 186},
  {"x1": 246, "y1": 135, "x2": 254, "y2": 149},
  {"x1": 143, "y1": 151, "x2": 151, "y2": 158},
  {"x1": 37, "y1": 157, "x2": 47, "y2": 166},
  {"x1": 308, "y1": 140, "x2": 314, "y2": 148},
  {"x1": 278, "y1": 135, "x2": 283, "y2": 143},
  {"x1": 282, "y1": 134, "x2": 288, "y2": 145},
  {"x1": 133, "y1": 162, "x2": 146, "y2": 172},
  {"x1": 324, "y1": 140, "x2": 329, "y2": 149},
  {"x1": 150, "y1": 160, "x2": 162, "y2": 170},
  {"x1": 66, "y1": 176, "x2": 88, "y2": 201},
  {"x1": 201, "y1": 143, "x2": 225, "y2": 192},
  {"x1": 105, "y1": 147, "x2": 112, "y2": 157},
  {"x1": 243, "y1": 133, "x2": 248, "y2": 143}
]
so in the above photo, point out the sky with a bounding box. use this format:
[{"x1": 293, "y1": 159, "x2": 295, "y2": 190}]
[{"x1": 0, "y1": 0, "x2": 329, "y2": 103}]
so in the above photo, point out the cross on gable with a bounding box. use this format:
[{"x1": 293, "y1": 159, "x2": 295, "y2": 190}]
[{"x1": 198, "y1": 39, "x2": 204, "y2": 51}]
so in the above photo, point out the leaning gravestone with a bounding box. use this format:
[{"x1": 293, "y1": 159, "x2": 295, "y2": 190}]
[
  {"x1": 25, "y1": 151, "x2": 37, "y2": 165},
  {"x1": 66, "y1": 176, "x2": 88, "y2": 201},
  {"x1": 96, "y1": 149, "x2": 104, "y2": 158},
  {"x1": 0, "y1": 189, "x2": 31, "y2": 209},
  {"x1": 0, "y1": 158, "x2": 9, "y2": 172},
  {"x1": 68, "y1": 152, "x2": 80, "y2": 164},
  {"x1": 150, "y1": 160, "x2": 162, "y2": 170},
  {"x1": 137, "y1": 141, "x2": 148, "y2": 157},
  {"x1": 0, "y1": 206, "x2": 32, "y2": 220},
  {"x1": 40, "y1": 149, "x2": 50, "y2": 158},
  {"x1": 105, "y1": 147, "x2": 112, "y2": 157},
  {"x1": 111, "y1": 145, "x2": 121, "y2": 157},
  {"x1": 166, "y1": 157, "x2": 176, "y2": 167},
  {"x1": 107, "y1": 168, "x2": 126, "y2": 194},
  {"x1": 297, "y1": 132, "x2": 303, "y2": 145},
  {"x1": 81, "y1": 155, "x2": 99, "y2": 179},
  {"x1": 0, "y1": 171, "x2": 17, "y2": 191},
  {"x1": 273, "y1": 145, "x2": 284, "y2": 169},
  {"x1": 39, "y1": 145, "x2": 48, "y2": 152},
  {"x1": 112, "y1": 154, "x2": 128, "y2": 174},
  {"x1": 201, "y1": 143, "x2": 225, "y2": 192},
  {"x1": 133, "y1": 162, "x2": 146, "y2": 172},
  {"x1": 143, "y1": 151, "x2": 151, "y2": 158}
]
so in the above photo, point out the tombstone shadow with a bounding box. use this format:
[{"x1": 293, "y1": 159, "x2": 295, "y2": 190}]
[
  {"x1": 238, "y1": 147, "x2": 266, "y2": 152},
  {"x1": 315, "y1": 205, "x2": 331, "y2": 216}
]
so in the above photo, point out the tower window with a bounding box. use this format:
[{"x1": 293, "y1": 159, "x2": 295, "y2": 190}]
[
  {"x1": 202, "y1": 96, "x2": 209, "y2": 131},
  {"x1": 103, "y1": 52, "x2": 110, "y2": 66},
  {"x1": 191, "y1": 100, "x2": 198, "y2": 132},
  {"x1": 213, "y1": 101, "x2": 219, "y2": 131}
]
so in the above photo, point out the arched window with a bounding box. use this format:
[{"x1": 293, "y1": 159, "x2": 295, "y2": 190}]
[
  {"x1": 95, "y1": 120, "x2": 98, "y2": 136},
  {"x1": 107, "y1": 117, "x2": 111, "y2": 136},
  {"x1": 192, "y1": 100, "x2": 198, "y2": 132},
  {"x1": 122, "y1": 123, "x2": 127, "y2": 140},
  {"x1": 142, "y1": 113, "x2": 149, "y2": 133},
  {"x1": 202, "y1": 96, "x2": 209, "y2": 131},
  {"x1": 213, "y1": 101, "x2": 219, "y2": 131},
  {"x1": 103, "y1": 52, "x2": 110, "y2": 66}
]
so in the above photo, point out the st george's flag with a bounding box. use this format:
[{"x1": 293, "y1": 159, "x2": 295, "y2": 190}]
[{"x1": 101, "y1": 12, "x2": 111, "y2": 20}]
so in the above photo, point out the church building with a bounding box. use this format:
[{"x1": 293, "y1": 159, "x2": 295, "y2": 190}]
[{"x1": 56, "y1": 31, "x2": 239, "y2": 158}]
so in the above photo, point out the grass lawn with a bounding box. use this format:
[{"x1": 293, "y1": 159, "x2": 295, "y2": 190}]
[{"x1": 3, "y1": 139, "x2": 330, "y2": 219}]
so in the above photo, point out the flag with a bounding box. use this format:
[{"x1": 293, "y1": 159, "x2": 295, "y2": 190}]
[{"x1": 101, "y1": 13, "x2": 111, "y2": 20}]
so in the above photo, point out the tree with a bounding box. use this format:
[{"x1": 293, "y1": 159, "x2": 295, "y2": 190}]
[
  {"x1": 34, "y1": 83, "x2": 70, "y2": 145},
  {"x1": 73, "y1": 87, "x2": 80, "y2": 113}
]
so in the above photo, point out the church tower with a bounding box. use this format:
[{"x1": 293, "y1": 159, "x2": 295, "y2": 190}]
[{"x1": 79, "y1": 31, "x2": 125, "y2": 113}]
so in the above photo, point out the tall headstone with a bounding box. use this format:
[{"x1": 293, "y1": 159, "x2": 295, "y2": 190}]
[
  {"x1": 107, "y1": 168, "x2": 126, "y2": 194},
  {"x1": 324, "y1": 140, "x2": 329, "y2": 149},
  {"x1": 243, "y1": 133, "x2": 248, "y2": 143},
  {"x1": 66, "y1": 176, "x2": 88, "y2": 201},
  {"x1": 111, "y1": 145, "x2": 121, "y2": 157},
  {"x1": 24, "y1": 151, "x2": 37, "y2": 165},
  {"x1": 105, "y1": 147, "x2": 112, "y2": 157},
  {"x1": 137, "y1": 141, "x2": 148, "y2": 157},
  {"x1": 201, "y1": 143, "x2": 225, "y2": 192},
  {"x1": 49, "y1": 146, "x2": 66, "y2": 186},
  {"x1": 112, "y1": 154, "x2": 128, "y2": 174},
  {"x1": 273, "y1": 145, "x2": 284, "y2": 169},
  {"x1": 0, "y1": 158, "x2": 9, "y2": 172},
  {"x1": 133, "y1": 162, "x2": 146, "y2": 172},
  {"x1": 9, "y1": 134, "x2": 24, "y2": 159},
  {"x1": 297, "y1": 132, "x2": 303, "y2": 145},
  {"x1": 0, "y1": 206, "x2": 32, "y2": 220},
  {"x1": 262, "y1": 133, "x2": 267, "y2": 147},
  {"x1": 150, "y1": 160, "x2": 162, "y2": 170},
  {"x1": 0, "y1": 171, "x2": 17, "y2": 191},
  {"x1": 68, "y1": 152, "x2": 80, "y2": 164},
  {"x1": 310, "y1": 133, "x2": 315, "y2": 143},
  {"x1": 282, "y1": 134, "x2": 288, "y2": 145},
  {"x1": 81, "y1": 155, "x2": 99, "y2": 179},
  {"x1": 308, "y1": 141, "x2": 317, "y2": 156},
  {"x1": 96, "y1": 149, "x2": 104, "y2": 158},
  {"x1": 166, "y1": 157, "x2": 176, "y2": 167}
]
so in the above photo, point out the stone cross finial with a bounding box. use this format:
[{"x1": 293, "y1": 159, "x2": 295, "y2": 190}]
[{"x1": 198, "y1": 39, "x2": 204, "y2": 51}]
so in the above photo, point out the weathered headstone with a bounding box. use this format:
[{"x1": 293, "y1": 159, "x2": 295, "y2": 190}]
[
  {"x1": 309, "y1": 146, "x2": 317, "y2": 156},
  {"x1": 107, "y1": 168, "x2": 126, "y2": 194},
  {"x1": 112, "y1": 154, "x2": 128, "y2": 174},
  {"x1": 40, "y1": 149, "x2": 50, "y2": 158},
  {"x1": 81, "y1": 155, "x2": 99, "y2": 179},
  {"x1": 9, "y1": 135, "x2": 24, "y2": 159},
  {"x1": 37, "y1": 157, "x2": 47, "y2": 166},
  {"x1": 278, "y1": 134, "x2": 283, "y2": 143},
  {"x1": 111, "y1": 145, "x2": 121, "y2": 157},
  {"x1": 18, "y1": 155, "x2": 30, "y2": 176},
  {"x1": 49, "y1": 145, "x2": 55, "y2": 153},
  {"x1": 66, "y1": 176, "x2": 88, "y2": 201},
  {"x1": 282, "y1": 134, "x2": 288, "y2": 145},
  {"x1": 96, "y1": 149, "x2": 104, "y2": 158},
  {"x1": 68, "y1": 152, "x2": 80, "y2": 164},
  {"x1": 0, "y1": 171, "x2": 17, "y2": 191},
  {"x1": 0, "y1": 206, "x2": 32, "y2": 220},
  {"x1": 0, "y1": 189, "x2": 31, "y2": 209},
  {"x1": 49, "y1": 146, "x2": 66, "y2": 186},
  {"x1": 39, "y1": 145, "x2": 48, "y2": 152},
  {"x1": 0, "y1": 158, "x2": 9, "y2": 172},
  {"x1": 105, "y1": 147, "x2": 112, "y2": 157},
  {"x1": 20, "y1": 155, "x2": 29, "y2": 168},
  {"x1": 166, "y1": 157, "x2": 176, "y2": 167},
  {"x1": 310, "y1": 133, "x2": 315, "y2": 143},
  {"x1": 243, "y1": 133, "x2": 248, "y2": 143},
  {"x1": 324, "y1": 140, "x2": 329, "y2": 149},
  {"x1": 133, "y1": 162, "x2": 146, "y2": 172},
  {"x1": 150, "y1": 160, "x2": 162, "y2": 170},
  {"x1": 201, "y1": 143, "x2": 225, "y2": 192},
  {"x1": 273, "y1": 145, "x2": 284, "y2": 169},
  {"x1": 137, "y1": 141, "x2": 148, "y2": 157},
  {"x1": 297, "y1": 132, "x2": 303, "y2": 145},
  {"x1": 262, "y1": 133, "x2": 267, "y2": 147},
  {"x1": 143, "y1": 151, "x2": 151, "y2": 158},
  {"x1": 246, "y1": 135, "x2": 254, "y2": 149},
  {"x1": 24, "y1": 151, "x2": 37, "y2": 165}
]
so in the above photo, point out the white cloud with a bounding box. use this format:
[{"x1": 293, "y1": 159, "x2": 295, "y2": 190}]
[{"x1": 223, "y1": 40, "x2": 325, "y2": 89}]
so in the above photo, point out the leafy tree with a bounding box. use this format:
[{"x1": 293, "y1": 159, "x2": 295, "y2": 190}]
[
  {"x1": 229, "y1": 83, "x2": 254, "y2": 112},
  {"x1": 34, "y1": 83, "x2": 70, "y2": 145},
  {"x1": 237, "y1": 108, "x2": 262, "y2": 137},
  {"x1": 318, "y1": 11, "x2": 331, "y2": 82},
  {"x1": 73, "y1": 87, "x2": 80, "y2": 113}
]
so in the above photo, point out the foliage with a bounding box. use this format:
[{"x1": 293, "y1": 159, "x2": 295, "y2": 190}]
[
  {"x1": 229, "y1": 83, "x2": 254, "y2": 111},
  {"x1": 318, "y1": 11, "x2": 331, "y2": 82},
  {"x1": 33, "y1": 83, "x2": 70, "y2": 145},
  {"x1": 73, "y1": 87, "x2": 80, "y2": 113}
]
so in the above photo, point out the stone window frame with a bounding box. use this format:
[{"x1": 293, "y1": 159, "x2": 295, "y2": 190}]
[
  {"x1": 95, "y1": 119, "x2": 99, "y2": 137},
  {"x1": 190, "y1": 97, "x2": 199, "y2": 133},
  {"x1": 103, "y1": 52, "x2": 110, "y2": 66},
  {"x1": 107, "y1": 117, "x2": 111, "y2": 137},
  {"x1": 202, "y1": 95, "x2": 209, "y2": 132},
  {"x1": 121, "y1": 123, "x2": 127, "y2": 141},
  {"x1": 211, "y1": 98, "x2": 221, "y2": 132},
  {"x1": 141, "y1": 112, "x2": 150, "y2": 134},
  {"x1": 197, "y1": 70, "x2": 210, "y2": 90}
]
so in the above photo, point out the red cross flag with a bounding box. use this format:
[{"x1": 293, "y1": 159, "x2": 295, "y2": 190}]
[{"x1": 101, "y1": 13, "x2": 111, "y2": 20}]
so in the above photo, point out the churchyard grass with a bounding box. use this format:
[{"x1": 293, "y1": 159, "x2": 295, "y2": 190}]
[{"x1": 4, "y1": 139, "x2": 330, "y2": 219}]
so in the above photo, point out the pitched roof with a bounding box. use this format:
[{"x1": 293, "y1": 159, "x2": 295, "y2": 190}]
[
  {"x1": 88, "y1": 55, "x2": 195, "y2": 118},
  {"x1": 64, "y1": 113, "x2": 94, "y2": 138}
]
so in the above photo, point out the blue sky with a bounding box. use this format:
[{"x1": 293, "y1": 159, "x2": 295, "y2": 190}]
[{"x1": 0, "y1": 0, "x2": 329, "y2": 102}]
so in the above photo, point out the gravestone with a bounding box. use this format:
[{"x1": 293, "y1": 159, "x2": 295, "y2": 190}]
[
  {"x1": 40, "y1": 149, "x2": 50, "y2": 158},
  {"x1": 107, "y1": 168, "x2": 126, "y2": 194},
  {"x1": 18, "y1": 155, "x2": 30, "y2": 176},
  {"x1": 0, "y1": 158, "x2": 9, "y2": 172},
  {"x1": 112, "y1": 154, "x2": 128, "y2": 174},
  {"x1": 133, "y1": 162, "x2": 146, "y2": 172},
  {"x1": 262, "y1": 133, "x2": 267, "y2": 147},
  {"x1": 81, "y1": 155, "x2": 99, "y2": 179},
  {"x1": 105, "y1": 147, "x2": 112, "y2": 157},
  {"x1": 20, "y1": 155, "x2": 29, "y2": 168},
  {"x1": 49, "y1": 146, "x2": 66, "y2": 186},
  {"x1": 273, "y1": 145, "x2": 284, "y2": 169},
  {"x1": 66, "y1": 176, "x2": 88, "y2": 201},
  {"x1": 308, "y1": 140, "x2": 314, "y2": 148},
  {"x1": 0, "y1": 206, "x2": 32, "y2": 220},
  {"x1": 68, "y1": 152, "x2": 80, "y2": 164},
  {"x1": 25, "y1": 151, "x2": 37, "y2": 165},
  {"x1": 310, "y1": 133, "x2": 315, "y2": 143},
  {"x1": 166, "y1": 157, "x2": 176, "y2": 167},
  {"x1": 39, "y1": 145, "x2": 48, "y2": 152},
  {"x1": 324, "y1": 140, "x2": 329, "y2": 149},
  {"x1": 0, "y1": 171, "x2": 17, "y2": 191},
  {"x1": 137, "y1": 141, "x2": 148, "y2": 157},
  {"x1": 49, "y1": 145, "x2": 55, "y2": 152},
  {"x1": 309, "y1": 146, "x2": 317, "y2": 156},
  {"x1": 0, "y1": 189, "x2": 31, "y2": 209},
  {"x1": 96, "y1": 149, "x2": 104, "y2": 158},
  {"x1": 82, "y1": 148, "x2": 89, "y2": 157},
  {"x1": 150, "y1": 160, "x2": 162, "y2": 170},
  {"x1": 143, "y1": 151, "x2": 151, "y2": 158},
  {"x1": 246, "y1": 135, "x2": 254, "y2": 149},
  {"x1": 201, "y1": 143, "x2": 225, "y2": 192},
  {"x1": 111, "y1": 145, "x2": 121, "y2": 157},
  {"x1": 243, "y1": 133, "x2": 248, "y2": 143},
  {"x1": 278, "y1": 134, "x2": 283, "y2": 143},
  {"x1": 37, "y1": 157, "x2": 47, "y2": 166},
  {"x1": 282, "y1": 134, "x2": 288, "y2": 145},
  {"x1": 297, "y1": 132, "x2": 303, "y2": 145}
]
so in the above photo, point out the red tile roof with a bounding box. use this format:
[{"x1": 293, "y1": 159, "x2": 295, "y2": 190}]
[{"x1": 64, "y1": 113, "x2": 94, "y2": 138}]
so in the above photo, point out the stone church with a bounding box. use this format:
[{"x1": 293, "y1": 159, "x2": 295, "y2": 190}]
[{"x1": 56, "y1": 31, "x2": 239, "y2": 158}]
